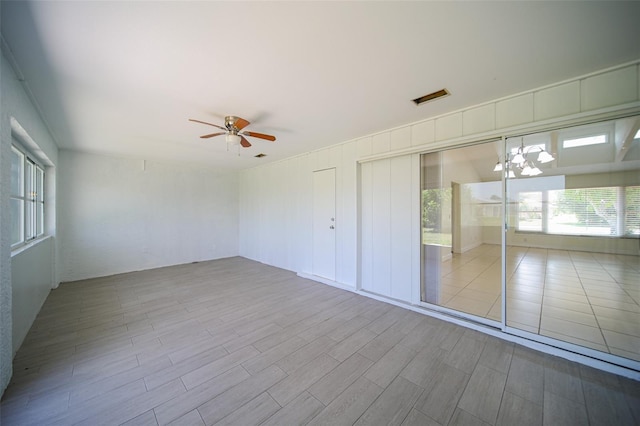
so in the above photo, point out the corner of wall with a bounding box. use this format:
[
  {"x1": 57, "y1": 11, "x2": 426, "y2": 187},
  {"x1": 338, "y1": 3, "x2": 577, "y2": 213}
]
[{"x1": 0, "y1": 45, "x2": 15, "y2": 397}]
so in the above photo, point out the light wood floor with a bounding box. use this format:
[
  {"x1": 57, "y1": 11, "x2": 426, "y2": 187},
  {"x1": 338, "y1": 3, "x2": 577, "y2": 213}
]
[{"x1": 1, "y1": 257, "x2": 639, "y2": 425}]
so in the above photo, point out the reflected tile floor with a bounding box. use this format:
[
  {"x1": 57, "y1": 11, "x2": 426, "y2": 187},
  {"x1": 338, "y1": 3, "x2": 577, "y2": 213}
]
[
  {"x1": 439, "y1": 244, "x2": 640, "y2": 362},
  {"x1": 1, "y1": 257, "x2": 638, "y2": 425}
]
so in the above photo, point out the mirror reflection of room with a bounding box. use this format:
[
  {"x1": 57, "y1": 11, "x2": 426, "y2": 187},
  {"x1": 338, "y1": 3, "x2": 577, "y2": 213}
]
[
  {"x1": 421, "y1": 115, "x2": 640, "y2": 362},
  {"x1": 421, "y1": 141, "x2": 504, "y2": 320}
]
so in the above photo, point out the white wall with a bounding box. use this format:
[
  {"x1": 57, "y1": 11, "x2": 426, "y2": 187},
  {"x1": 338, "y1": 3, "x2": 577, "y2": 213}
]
[
  {"x1": 239, "y1": 142, "x2": 359, "y2": 286},
  {"x1": 1, "y1": 48, "x2": 59, "y2": 395},
  {"x1": 442, "y1": 148, "x2": 486, "y2": 253},
  {"x1": 0, "y1": 39, "x2": 10, "y2": 398},
  {"x1": 11, "y1": 237, "x2": 54, "y2": 355},
  {"x1": 239, "y1": 61, "x2": 640, "y2": 306},
  {"x1": 58, "y1": 151, "x2": 240, "y2": 282}
]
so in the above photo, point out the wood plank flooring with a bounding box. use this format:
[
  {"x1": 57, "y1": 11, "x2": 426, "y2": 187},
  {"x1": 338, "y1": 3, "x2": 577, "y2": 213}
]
[{"x1": 1, "y1": 257, "x2": 639, "y2": 425}]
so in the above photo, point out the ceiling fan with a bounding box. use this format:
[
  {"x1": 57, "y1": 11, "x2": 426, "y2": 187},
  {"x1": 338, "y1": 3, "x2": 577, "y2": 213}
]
[{"x1": 189, "y1": 116, "x2": 276, "y2": 148}]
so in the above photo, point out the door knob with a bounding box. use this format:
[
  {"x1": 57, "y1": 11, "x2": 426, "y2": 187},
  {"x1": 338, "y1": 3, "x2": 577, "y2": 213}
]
[{"x1": 330, "y1": 225, "x2": 335, "y2": 229}]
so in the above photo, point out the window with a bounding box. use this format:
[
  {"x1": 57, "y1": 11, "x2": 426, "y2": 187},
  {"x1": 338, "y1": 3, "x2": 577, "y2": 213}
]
[
  {"x1": 548, "y1": 187, "x2": 620, "y2": 236},
  {"x1": 626, "y1": 186, "x2": 640, "y2": 236},
  {"x1": 562, "y1": 134, "x2": 608, "y2": 148},
  {"x1": 11, "y1": 144, "x2": 45, "y2": 248},
  {"x1": 517, "y1": 191, "x2": 543, "y2": 232},
  {"x1": 515, "y1": 185, "x2": 639, "y2": 237}
]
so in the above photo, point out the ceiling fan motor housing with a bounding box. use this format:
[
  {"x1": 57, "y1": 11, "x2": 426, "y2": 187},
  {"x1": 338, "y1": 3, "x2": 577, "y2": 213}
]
[{"x1": 225, "y1": 116, "x2": 240, "y2": 132}]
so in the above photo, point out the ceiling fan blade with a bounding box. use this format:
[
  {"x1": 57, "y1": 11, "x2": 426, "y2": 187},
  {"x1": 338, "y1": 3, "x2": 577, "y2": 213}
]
[
  {"x1": 240, "y1": 136, "x2": 252, "y2": 148},
  {"x1": 200, "y1": 132, "x2": 225, "y2": 139},
  {"x1": 189, "y1": 118, "x2": 226, "y2": 131},
  {"x1": 234, "y1": 117, "x2": 251, "y2": 131},
  {"x1": 242, "y1": 131, "x2": 276, "y2": 141}
]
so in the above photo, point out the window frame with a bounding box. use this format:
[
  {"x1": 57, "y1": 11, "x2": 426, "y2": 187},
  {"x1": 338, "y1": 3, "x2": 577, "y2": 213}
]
[{"x1": 11, "y1": 142, "x2": 46, "y2": 249}]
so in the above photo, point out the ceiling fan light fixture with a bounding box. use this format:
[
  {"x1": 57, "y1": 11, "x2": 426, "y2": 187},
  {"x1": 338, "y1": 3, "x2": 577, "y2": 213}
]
[
  {"x1": 190, "y1": 116, "x2": 276, "y2": 150},
  {"x1": 226, "y1": 134, "x2": 241, "y2": 145},
  {"x1": 493, "y1": 161, "x2": 503, "y2": 172}
]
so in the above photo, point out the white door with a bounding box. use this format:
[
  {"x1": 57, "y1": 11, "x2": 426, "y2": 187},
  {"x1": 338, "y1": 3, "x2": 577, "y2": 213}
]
[{"x1": 312, "y1": 168, "x2": 336, "y2": 280}]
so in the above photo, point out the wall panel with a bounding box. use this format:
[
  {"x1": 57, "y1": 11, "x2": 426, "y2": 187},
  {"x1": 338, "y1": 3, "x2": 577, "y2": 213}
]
[
  {"x1": 390, "y1": 156, "x2": 413, "y2": 301},
  {"x1": 337, "y1": 141, "x2": 357, "y2": 285},
  {"x1": 581, "y1": 65, "x2": 638, "y2": 111},
  {"x1": 357, "y1": 136, "x2": 373, "y2": 157},
  {"x1": 358, "y1": 155, "x2": 414, "y2": 301},
  {"x1": 496, "y1": 94, "x2": 534, "y2": 129},
  {"x1": 436, "y1": 113, "x2": 463, "y2": 141},
  {"x1": 299, "y1": 154, "x2": 314, "y2": 274},
  {"x1": 534, "y1": 81, "x2": 580, "y2": 121},
  {"x1": 314, "y1": 148, "x2": 330, "y2": 171},
  {"x1": 371, "y1": 159, "x2": 391, "y2": 296},
  {"x1": 390, "y1": 127, "x2": 411, "y2": 151},
  {"x1": 360, "y1": 162, "x2": 374, "y2": 291},
  {"x1": 372, "y1": 132, "x2": 391, "y2": 155},
  {"x1": 463, "y1": 104, "x2": 495, "y2": 135},
  {"x1": 411, "y1": 120, "x2": 435, "y2": 146}
]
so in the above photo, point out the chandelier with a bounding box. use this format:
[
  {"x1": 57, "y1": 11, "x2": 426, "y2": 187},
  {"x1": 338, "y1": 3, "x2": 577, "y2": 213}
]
[{"x1": 493, "y1": 140, "x2": 555, "y2": 177}]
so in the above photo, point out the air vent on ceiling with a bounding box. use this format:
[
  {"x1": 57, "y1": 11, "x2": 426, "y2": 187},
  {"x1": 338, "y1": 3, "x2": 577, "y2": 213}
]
[
  {"x1": 412, "y1": 88, "x2": 450, "y2": 105},
  {"x1": 255, "y1": 153, "x2": 267, "y2": 158}
]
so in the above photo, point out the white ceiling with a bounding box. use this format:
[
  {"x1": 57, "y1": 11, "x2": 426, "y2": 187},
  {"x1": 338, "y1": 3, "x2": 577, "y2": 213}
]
[{"x1": 2, "y1": 1, "x2": 640, "y2": 172}]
